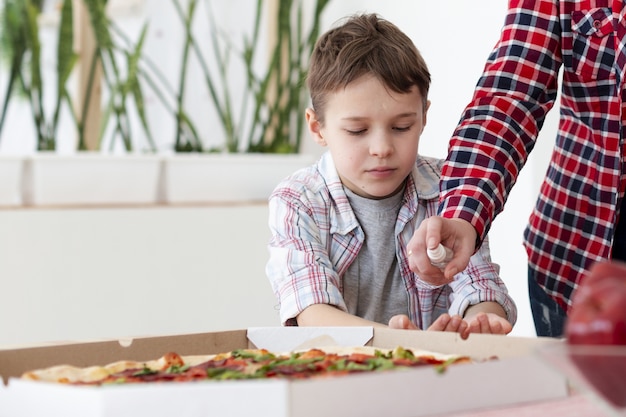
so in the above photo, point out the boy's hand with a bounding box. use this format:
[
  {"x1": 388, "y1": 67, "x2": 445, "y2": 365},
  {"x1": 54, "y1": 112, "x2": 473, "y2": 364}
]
[
  {"x1": 388, "y1": 311, "x2": 511, "y2": 339},
  {"x1": 427, "y1": 314, "x2": 470, "y2": 339},
  {"x1": 388, "y1": 314, "x2": 470, "y2": 337},
  {"x1": 406, "y1": 217, "x2": 477, "y2": 286},
  {"x1": 388, "y1": 314, "x2": 419, "y2": 330},
  {"x1": 427, "y1": 312, "x2": 511, "y2": 339},
  {"x1": 388, "y1": 314, "x2": 466, "y2": 333},
  {"x1": 464, "y1": 312, "x2": 512, "y2": 335}
]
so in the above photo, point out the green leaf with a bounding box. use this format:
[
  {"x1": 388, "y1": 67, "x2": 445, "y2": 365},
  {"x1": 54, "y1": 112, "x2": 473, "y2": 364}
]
[
  {"x1": 0, "y1": 1, "x2": 29, "y2": 139},
  {"x1": 57, "y1": 0, "x2": 75, "y2": 88},
  {"x1": 126, "y1": 23, "x2": 156, "y2": 151},
  {"x1": 52, "y1": 0, "x2": 77, "y2": 135},
  {"x1": 132, "y1": 366, "x2": 157, "y2": 376},
  {"x1": 165, "y1": 364, "x2": 190, "y2": 374},
  {"x1": 231, "y1": 349, "x2": 278, "y2": 362},
  {"x1": 82, "y1": 0, "x2": 113, "y2": 50},
  {"x1": 206, "y1": 368, "x2": 251, "y2": 380}
]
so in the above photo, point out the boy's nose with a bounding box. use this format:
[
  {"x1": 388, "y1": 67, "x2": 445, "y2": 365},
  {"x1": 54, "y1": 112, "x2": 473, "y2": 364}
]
[{"x1": 370, "y1": 133, "x2": 393, "y2": 158}]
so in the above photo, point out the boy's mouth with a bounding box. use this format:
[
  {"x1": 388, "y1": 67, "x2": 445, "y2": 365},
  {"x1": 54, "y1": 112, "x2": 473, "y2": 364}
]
[{"x1": 367, "y1": 167, "x2": 396, "y2": 177}]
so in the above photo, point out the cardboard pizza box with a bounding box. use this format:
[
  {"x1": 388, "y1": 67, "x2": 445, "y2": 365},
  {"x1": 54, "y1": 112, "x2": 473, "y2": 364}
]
[{"x1": 0, "y1": 327, "x2": 568, "y2": 417}]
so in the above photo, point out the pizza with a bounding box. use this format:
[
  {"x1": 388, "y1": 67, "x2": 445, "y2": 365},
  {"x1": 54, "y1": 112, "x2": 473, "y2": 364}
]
[{"x1": 21, "y1": 346, "x2": 472, "y2": 385}]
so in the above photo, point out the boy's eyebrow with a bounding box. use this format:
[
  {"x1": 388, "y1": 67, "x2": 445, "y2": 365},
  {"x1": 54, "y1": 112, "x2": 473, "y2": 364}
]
[
  {"x1": 340, "y1": 116, "x2": 368, "y2": 121},
  {"x1": 394, "y1": 112, "x2": 419, "y2": 118},
  {"x1": 340, "y1": 112, "x2": 418, "y2": 121}
]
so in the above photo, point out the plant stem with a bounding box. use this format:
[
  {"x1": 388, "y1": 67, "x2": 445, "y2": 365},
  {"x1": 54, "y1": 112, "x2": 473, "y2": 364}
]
[{"x1": 173, "y1": 0, "x2": 203, "y2": 152}]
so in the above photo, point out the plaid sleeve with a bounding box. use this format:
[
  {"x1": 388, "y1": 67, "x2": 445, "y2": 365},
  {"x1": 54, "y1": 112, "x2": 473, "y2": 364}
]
[
  {"x1": 447, "y1": 236, "x2": 518, "y2": 325},
  {"x1": 265, "y1": 187, "x2": 350, "y2": 326},
  {"x1": 439, "y1": 0, "x2": 562, "y2": 240}
]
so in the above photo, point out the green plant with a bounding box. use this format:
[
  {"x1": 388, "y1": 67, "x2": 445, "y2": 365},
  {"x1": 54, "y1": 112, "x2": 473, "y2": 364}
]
[
  {"x1": 0, "y1": 0, "x2": 54, "y2": 150},
  {"x1": 171, "y1": 0, "x2": 331, "y2": 153},
  {"x1": 0, "y1": 0, "x2": 331, "y2": 154},
  {"x1": 0, "y1": 0, "x2": 156, "y2": 151}
]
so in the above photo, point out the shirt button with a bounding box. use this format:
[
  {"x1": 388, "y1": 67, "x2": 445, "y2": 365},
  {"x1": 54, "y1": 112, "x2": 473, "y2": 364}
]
[{"x1": 593, "y1": 19, "x2": 602, "y2": 29}]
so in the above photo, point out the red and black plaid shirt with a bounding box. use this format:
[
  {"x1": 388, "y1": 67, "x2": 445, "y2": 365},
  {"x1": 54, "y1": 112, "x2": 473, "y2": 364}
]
[{"x1": 439, "y1": 0, "x2": 626, "y2": 312}]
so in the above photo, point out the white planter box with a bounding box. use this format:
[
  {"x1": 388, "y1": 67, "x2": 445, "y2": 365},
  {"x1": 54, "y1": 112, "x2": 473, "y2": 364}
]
[
  {"x1": 163, "y1": 153, "x2": 317, "y2": 204},
  {"x1": 23, "y1": 153, "x2": 163, "y2": 207},
  {"x1": 0, "y1": 156, "x2": 24, "y2": 207}
]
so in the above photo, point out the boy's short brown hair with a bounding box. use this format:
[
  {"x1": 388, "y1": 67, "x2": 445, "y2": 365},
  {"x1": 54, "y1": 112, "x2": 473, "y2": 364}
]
[{"x1": 307, "y1": 13, "x2": 431, "y2": 121}]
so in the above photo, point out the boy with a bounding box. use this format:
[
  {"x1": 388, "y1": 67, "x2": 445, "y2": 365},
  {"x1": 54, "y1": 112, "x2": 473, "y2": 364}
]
[{"x1": 265, "y1": 13, "x2": 516, "y2": 338}]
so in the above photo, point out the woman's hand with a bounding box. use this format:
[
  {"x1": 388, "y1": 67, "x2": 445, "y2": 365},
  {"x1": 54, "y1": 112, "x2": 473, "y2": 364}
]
[{"x1": 406, "y1": 217, "x2": 478, "y2": 286}]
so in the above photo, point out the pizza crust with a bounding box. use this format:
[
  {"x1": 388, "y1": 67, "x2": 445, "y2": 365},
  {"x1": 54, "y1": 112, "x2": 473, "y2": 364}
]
[{"x1": 22, "y1": 354, "x2": 217, "y2": 384}]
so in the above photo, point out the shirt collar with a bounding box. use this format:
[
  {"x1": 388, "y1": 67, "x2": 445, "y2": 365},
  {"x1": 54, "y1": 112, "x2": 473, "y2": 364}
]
[{"x1": 317, "y1": 152, "x2": 441, "y2": 235}]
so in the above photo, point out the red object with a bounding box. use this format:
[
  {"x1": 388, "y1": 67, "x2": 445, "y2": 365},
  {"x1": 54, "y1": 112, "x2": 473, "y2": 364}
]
[
  {"x1": 565, "y1": 261, "x2": 626, "y2": 408},
  {"x1": 566, "y1": 261, "x2": 626, "y2": 345}
]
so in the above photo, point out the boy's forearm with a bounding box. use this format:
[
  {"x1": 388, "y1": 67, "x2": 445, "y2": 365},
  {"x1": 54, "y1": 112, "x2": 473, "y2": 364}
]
[
  {"x1": 463, "y1": 301, "x2": 507, "y2": 320},
  {"x1": 297, "y1": 304, "x2": 387, "y2": 328}
]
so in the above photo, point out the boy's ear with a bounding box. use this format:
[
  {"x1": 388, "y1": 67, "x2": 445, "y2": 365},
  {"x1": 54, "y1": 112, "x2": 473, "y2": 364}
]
[
  {"x1": 422, "y1": 100, "x2": 431, "y2": 130},
  {"x1": 306, "y1": 108, "x2": 327, "y2": 146}
]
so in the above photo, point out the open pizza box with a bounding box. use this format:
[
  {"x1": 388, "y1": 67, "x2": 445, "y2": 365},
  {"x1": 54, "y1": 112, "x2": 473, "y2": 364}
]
[{"x1": 0, "y1": 327, "x2": 568, "y2": 417}]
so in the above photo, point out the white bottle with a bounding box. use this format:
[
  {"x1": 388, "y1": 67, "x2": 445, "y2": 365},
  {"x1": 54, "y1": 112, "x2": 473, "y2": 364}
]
[{"x1": 427, "y1": 244, "x2": 454, "y2": 269}]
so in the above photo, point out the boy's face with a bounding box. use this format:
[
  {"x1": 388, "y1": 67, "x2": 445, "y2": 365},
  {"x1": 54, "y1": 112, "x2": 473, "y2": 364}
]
[{"x1": 306, "y1": 74, "x2": 429, "y2": 199}]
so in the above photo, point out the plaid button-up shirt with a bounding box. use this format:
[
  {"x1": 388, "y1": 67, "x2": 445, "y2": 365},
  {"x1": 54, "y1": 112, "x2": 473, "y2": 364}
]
[
  {"x1": 439, "y1": 0, "x2": 626, "y2": 312},
  {"x1": 267, "y1": 152, "x2": 517, "y2": 329}
]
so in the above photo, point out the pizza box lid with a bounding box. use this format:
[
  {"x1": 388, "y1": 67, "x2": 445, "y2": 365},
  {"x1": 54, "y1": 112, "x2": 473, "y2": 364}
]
[{"x1": 0, "y1": 327, "x2": 569, "y2": 417}]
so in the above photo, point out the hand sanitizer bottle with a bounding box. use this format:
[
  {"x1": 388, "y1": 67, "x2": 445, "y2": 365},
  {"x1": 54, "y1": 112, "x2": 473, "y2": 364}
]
[{"x1": 427, "y1": 244, "x2": 454, "y2": 269}]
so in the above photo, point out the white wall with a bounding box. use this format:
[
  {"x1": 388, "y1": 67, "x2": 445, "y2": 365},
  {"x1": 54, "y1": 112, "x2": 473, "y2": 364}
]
[
  {"x1": 0, "y1": 205, "x2": 280, "y2": 346},
  {"x1": 0, "y1": 1, "x2": 560, "y2": 343}
]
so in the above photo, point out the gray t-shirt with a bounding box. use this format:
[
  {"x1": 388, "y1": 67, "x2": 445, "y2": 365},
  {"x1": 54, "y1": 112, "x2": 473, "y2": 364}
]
[{"x1": 342, "y1": 186, "x2": 409, "y2": 325}]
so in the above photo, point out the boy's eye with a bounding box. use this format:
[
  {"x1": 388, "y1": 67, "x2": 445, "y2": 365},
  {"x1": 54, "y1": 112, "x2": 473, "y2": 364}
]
[
  {"x1": 344, "y1": 124, "x2": 413, "y2": 135},
  {"x1": 346, "y1": 128, "x2": 367, "y2": 135}
]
